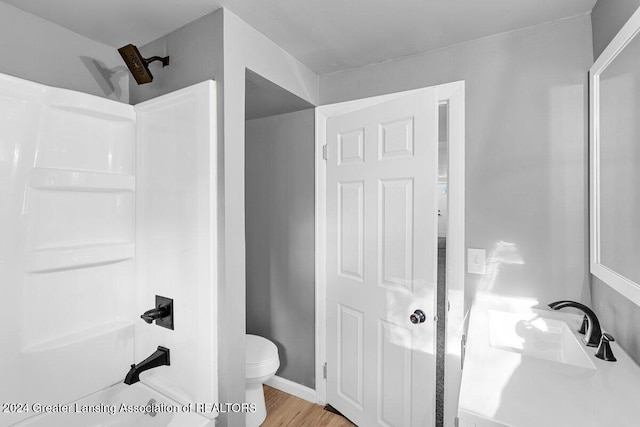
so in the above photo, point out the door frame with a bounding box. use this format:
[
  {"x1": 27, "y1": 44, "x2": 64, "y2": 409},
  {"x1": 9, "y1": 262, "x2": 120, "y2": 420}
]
[{"x1": 314, "y1": 81, "x2": 465, "y2": 426}]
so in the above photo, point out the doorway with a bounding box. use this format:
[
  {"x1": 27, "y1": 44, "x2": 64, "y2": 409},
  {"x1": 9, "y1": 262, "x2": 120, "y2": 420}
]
[
  {"x1": 244, "y1": 69, "x2": 318, "y2": 400},
  {"x1": 315, "y1": 82, "x2": 465, "y2": 427}
]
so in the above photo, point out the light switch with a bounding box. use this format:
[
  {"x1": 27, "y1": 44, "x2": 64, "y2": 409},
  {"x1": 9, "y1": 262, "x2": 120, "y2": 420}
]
[{"x1": 467, "y1": 248, "x2": 486, "y2": 274}]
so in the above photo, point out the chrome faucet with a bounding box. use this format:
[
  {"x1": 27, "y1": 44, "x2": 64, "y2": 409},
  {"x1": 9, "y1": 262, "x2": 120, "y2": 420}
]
[
  {"x1": 124, "y1": 346, "x2": 170, "y2": 385},
  {"x1": 548, "y1": 301, "x2": 602, "y2": 347}
]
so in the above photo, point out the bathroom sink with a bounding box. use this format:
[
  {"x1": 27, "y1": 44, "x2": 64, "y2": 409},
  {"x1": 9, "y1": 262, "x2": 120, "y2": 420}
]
[
  {"x1": 487, "y1": 309, "x2": 595, "y2": 369},
  {"x1": 460, "y1": 297, "x2": 640, "y2": 427}
]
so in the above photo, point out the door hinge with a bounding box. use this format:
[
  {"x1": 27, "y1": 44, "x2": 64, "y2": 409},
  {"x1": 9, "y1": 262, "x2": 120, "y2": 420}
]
[
  {"x1": 322, "y1": 145, "x2": 328, "y2": 160},
  {"x1": 454, "y1": 416, "x2": 459, "y2": 427},
  {"x1": 323, "y1": 362, "x2": 327, "y2": 379}
]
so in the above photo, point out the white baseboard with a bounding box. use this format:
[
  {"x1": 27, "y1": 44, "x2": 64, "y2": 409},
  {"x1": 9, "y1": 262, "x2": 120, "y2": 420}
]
[{"x1": 265, "y1": 375, "x2": 317, "y2": 404}]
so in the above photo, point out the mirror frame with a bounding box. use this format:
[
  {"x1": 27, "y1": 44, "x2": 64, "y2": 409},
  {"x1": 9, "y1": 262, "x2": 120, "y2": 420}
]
[{"x1": 590, "y1": 6, "x2": 640, "y2": 306}]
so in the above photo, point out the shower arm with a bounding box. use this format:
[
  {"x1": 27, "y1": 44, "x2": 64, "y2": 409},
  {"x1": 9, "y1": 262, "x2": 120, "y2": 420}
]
[{"x1": 144, "y1": 56, "x2": 170, "y2": 67}]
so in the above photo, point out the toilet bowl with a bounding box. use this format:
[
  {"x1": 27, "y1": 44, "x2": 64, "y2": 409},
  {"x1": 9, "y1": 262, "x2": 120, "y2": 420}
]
[{"x1": 245, "y1": 334, "x2": 280, "y2": 427}]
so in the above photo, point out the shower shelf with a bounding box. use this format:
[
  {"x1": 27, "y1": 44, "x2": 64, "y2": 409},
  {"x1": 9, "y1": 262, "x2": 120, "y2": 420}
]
[
  {"x1": 30, "y1": 167, "x2": 135, "y2": 192},
  {"x1": 22, "y1": 320, "x2": 134, "y2": 354},
  {"x1": 25, "y1": 242, "x2": 134, "y2": 273}
]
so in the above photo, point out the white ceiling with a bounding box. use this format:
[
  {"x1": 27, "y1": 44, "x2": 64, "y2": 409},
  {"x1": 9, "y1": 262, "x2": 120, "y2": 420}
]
[{"x1": 2, "y1": 0, "x2": 597, "y2": 74}]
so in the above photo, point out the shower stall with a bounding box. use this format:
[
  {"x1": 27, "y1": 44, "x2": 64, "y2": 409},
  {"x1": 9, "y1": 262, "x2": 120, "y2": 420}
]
[{"x1": 0, "y1": 73, "x2": 218, "y2": 426}]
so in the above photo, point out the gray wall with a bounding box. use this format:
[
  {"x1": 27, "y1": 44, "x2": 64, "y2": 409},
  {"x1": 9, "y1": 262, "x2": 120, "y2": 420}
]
[
  {"x1": 245, "y1": 109, "x2": 316, "y2": 388},
  {"x1": 0, "y1": 2, "x2": 128, "y2": 102},
  {"x1": 322, "y1": 15, "x2": 594, "y2": 306},
  {"x1": 590, "y1": 0, "x2": 640, "y2": 364},
  {"x1": 592, "y1": 0, "x2": 640, "y2": 60},
  {"x1": 220, "y1": 12, "x2": 319, "y2": 426}
]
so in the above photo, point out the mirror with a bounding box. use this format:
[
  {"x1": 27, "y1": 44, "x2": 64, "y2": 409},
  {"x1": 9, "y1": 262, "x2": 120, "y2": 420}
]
[{"x1": 590, "y1": 6, "x2": 640, "y2": 306}]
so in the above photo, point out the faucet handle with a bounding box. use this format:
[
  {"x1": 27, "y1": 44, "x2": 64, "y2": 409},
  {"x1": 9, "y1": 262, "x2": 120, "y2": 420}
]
[
  {"x1": 141, "y1": 305, "x2": 170, "y2": 323},
  {"x1": 595, "y1": 332, "x2": 616, "y2": 362},
  {"x1": 577, "y1": 315, "x2": 588, "y2": 334},
  {"x1": 141, "y1": 296, "x2": 174, "y2": 330}
]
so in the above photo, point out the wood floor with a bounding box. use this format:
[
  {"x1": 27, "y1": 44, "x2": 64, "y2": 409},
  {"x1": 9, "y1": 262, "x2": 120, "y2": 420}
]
[{"x1": 262, "y1": 386, "x2": 355, "y2": 427}]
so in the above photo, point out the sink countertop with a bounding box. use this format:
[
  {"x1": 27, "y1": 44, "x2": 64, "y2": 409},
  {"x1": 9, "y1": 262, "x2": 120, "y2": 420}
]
[{"x1": 458, "y1": 296, "x2": 640, "y2": 427}]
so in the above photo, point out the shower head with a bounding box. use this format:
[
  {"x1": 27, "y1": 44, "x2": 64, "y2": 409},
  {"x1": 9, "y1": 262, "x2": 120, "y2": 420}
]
[{"x1": 117, "y1": 44, "x2": 169, "y2": 85}]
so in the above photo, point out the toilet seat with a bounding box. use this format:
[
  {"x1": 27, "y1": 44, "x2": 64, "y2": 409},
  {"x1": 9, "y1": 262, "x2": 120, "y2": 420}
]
[{"x1": 246, "y1": 334, "x2": 279, "y2": 379}]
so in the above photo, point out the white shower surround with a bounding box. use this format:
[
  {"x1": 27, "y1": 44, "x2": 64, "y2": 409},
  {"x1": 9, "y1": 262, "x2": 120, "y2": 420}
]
[{"x1": 0, "y1": 73, "x2": 218, "y2": 426}]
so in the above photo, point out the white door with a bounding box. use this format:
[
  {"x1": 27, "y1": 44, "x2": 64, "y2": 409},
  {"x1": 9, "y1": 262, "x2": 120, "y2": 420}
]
[{"x1": 326, "y1": 90, "x2": 438, "y2": 427}]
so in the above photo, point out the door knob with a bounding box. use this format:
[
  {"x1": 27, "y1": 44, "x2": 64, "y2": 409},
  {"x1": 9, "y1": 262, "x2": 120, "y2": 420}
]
[{"x1": 410, "y1": 309, "x2": 426, "y2": 324}]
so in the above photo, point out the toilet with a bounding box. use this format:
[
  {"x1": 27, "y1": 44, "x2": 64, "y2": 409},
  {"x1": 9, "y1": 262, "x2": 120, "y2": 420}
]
[{"x1": 245, "y1": 334, "x2": 280, "y2": 427}]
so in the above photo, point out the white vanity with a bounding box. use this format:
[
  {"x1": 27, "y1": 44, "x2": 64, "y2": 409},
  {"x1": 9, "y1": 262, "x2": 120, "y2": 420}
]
[{"x1": 457, "y1": 295, "x2": 640, "y2": 427}]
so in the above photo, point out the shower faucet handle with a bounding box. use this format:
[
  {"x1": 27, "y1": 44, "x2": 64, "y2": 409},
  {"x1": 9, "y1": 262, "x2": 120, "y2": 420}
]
[
  {"x1": 141, "y1": 306, "x2": 170, "y2": 323},
  {"x1": 141, "y1": 295, "x2": 174, "y2": 330}
]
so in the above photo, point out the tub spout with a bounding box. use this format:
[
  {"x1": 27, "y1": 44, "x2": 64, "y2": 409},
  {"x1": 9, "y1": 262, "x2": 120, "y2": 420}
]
[{"x1": 124, "y1": 346, "x2": 170, "y2": 385}]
